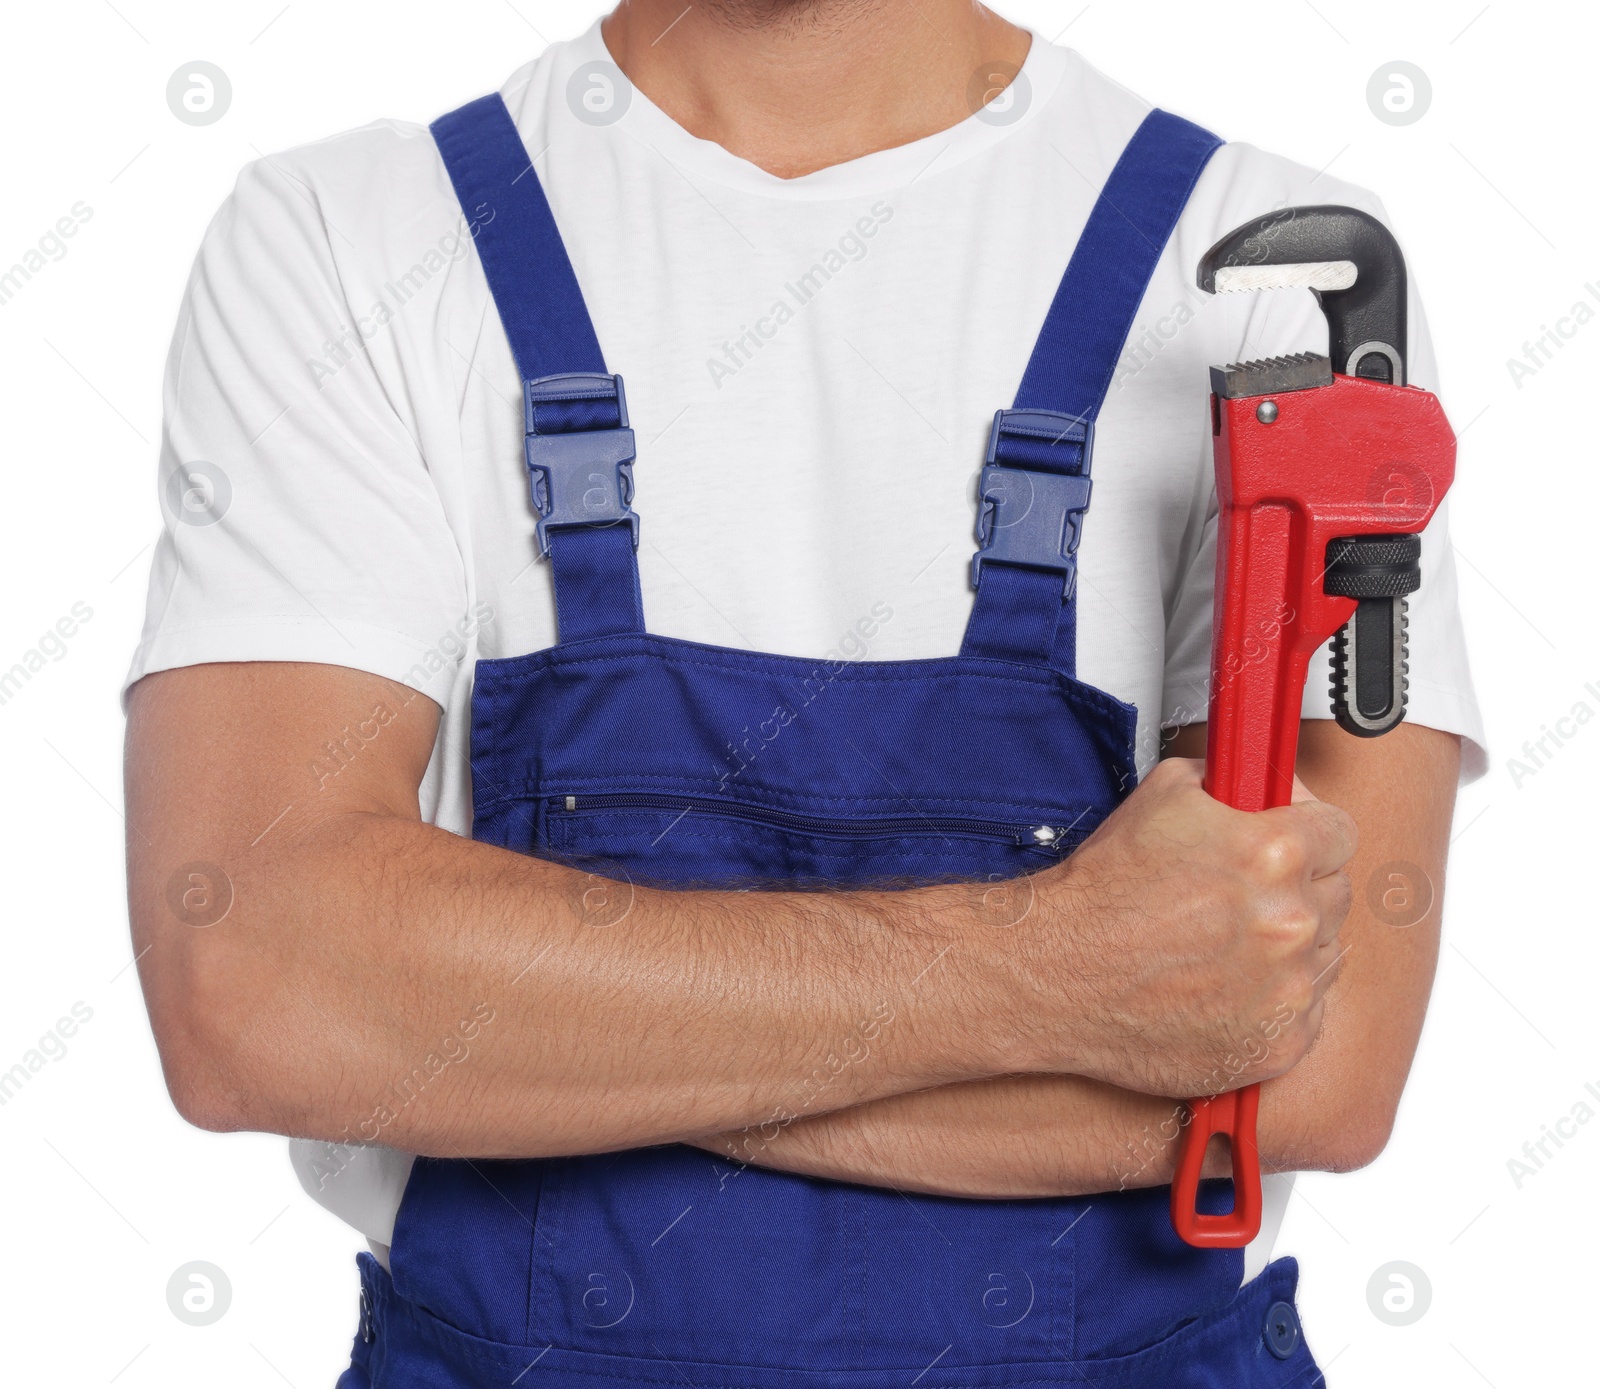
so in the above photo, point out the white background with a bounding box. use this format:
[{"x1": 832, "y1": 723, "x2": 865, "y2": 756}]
[{"x1": 1, "y1": 1, "x2": 1593, "y2": 1384}]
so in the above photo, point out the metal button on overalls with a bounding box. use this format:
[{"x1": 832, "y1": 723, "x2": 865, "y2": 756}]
[{"x1": 333, "y1": 90, "x2": 1325, "y2": 1389}]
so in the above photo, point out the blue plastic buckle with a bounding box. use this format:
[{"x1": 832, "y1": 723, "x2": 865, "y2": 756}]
[
  {"x1": 971, "y1": 409, "x2": 1095, "y2": 596},
  {"x1": 523, "y1": 372, "x2": 639, "y2": 557}
]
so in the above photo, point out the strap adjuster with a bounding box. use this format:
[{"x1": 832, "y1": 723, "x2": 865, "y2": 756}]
[
  {"x1": 523, "y1": 372, "x2": 639, "y2": 558},
  {"x1": 971, "y1": 409, "x2": 1095, "y2": 597}
]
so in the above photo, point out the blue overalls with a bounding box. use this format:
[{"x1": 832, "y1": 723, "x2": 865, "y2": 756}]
[{"x1": 337, "y1": 93, "x2": 1324, "y2": 1389}]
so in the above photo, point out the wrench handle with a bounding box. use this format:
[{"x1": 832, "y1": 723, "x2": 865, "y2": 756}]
[
  {"x1": 1171, "y1": 494, "x2": 1310, "y2": 1247},
  {"x1": 1171, "y1": 1085, "x2": 1263, "y2": 1246},
  {"x1": 1200, "y1": 500, "x2": 1307, "y2": 816}
]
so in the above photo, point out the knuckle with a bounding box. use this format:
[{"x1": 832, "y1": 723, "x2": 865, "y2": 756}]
[
  {"x1": 1146, "y1": 757, "x2": 1197, "y2": 795},
  {"x1": 1255, "y1": 899, "x2": 1319, "y2": 952},
  {"x1": 1286, "y1": 906, "x2": 1321, "y2": 948},
  {"x1": 1248, "y1": 825, "x2": 1305, "y2": 882},
  {"x1": 1251, "y1": 1019, "x2": 1306, "y2": 1077},
  {"x1": 1146, "y1": 757, "x2": 1181, "y2": 784},
  {"x1": 1282, "y1": 975, "x2": 1319, "y2": 1023}
]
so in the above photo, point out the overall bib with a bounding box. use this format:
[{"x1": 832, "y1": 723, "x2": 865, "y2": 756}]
[{"x1": 339, "y1": 94, "x2": 1324, "y2": 1389}]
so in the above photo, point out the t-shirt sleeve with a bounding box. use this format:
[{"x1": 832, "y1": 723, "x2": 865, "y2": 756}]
[
  {"x1": 125, "y1": 152, "x2": 468, "y2": 708},
  {"x1": 1159, "y1": 192, "x2": 1487, "y2": 782}
]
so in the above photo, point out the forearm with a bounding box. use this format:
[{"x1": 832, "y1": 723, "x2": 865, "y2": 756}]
[
  {"x1": 693, "y1": 1074, "x2": 1185, "y2": 1198},
  {"x1": 139, "y1": 813, "x2": 1033, "y2": 1157},
  {"x1": 687, "y1": 1013, "x2": 1352, "y2": 1200},
  {"x1": 695, "y1": 720, "x2": 1459, "y2": 1199},
  {"x1": 126, "y1": 666, "x2": 1030, "y2": 1160}
]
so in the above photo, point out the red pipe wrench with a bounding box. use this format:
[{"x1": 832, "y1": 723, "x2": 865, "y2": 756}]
[{"x1": 1169, "y1": 207, "x2": 1456, "y2": 1247}]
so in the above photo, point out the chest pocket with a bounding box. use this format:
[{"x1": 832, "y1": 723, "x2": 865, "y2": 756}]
[{"x1": 540, "y1": 791, "x2": 1103, "y2": 892}]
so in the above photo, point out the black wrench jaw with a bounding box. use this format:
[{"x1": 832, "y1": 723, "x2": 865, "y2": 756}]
[
  {"x1": 1198, "y1": 205, "x2": 1408, "y2": 386},
  {"x1": 1324, "y1": 535, "x2": 1421, "y2": 737}
]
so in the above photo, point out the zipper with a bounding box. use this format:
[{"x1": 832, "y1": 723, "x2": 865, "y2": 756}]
[{"x1": 552, "y1": 792, "x2": 1085, "y2": 853}]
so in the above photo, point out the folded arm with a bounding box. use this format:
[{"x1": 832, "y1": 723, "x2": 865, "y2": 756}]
[
  {"x1": 127, "y1": 661, "x2": 1363, "y2": 1166},
  {"x1": 689, "y1": 720, "x2": 1460, "y2": 1195},
  {"x1": 125, "y1": 662, "x2": 1032, "y2": 1159}
]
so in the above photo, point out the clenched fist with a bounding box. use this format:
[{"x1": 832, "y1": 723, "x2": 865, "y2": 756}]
[{"x1": 1015, "y1": 757, "x2": 1355, "y2": 1098}]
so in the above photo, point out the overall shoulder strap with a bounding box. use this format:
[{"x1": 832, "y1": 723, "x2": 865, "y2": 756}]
[
  {"x1": 433, "y1": 94, "x2": 643, "y2": 641},
  {"x1": 961, "y1": 109, "x2": 1223, "y2": 672}
]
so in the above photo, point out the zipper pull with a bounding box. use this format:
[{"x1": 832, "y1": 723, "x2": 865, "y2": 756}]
[
  {"x1": 1028, "y1": 825, "x2": 1064, "y2": 850},
  {"x1": 564, "y1": 795, "x2": 577, "y2": 811}
]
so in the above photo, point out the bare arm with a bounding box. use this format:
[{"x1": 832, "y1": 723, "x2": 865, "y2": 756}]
[
  {"x1": 689, "y1": 721, "x2": 1459, "y2": 1193},
  {"x1": 126, "y1": 662, "x2": 1028, "y2": 1157},
  {"x1": 126, "y1": 662, "x2": 1358, "y2": 1161}
]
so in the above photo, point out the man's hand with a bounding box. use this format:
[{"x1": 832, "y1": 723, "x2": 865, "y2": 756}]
[{"x1": 1031, "y1": 756, "x2": 1355, "y2": 1099}]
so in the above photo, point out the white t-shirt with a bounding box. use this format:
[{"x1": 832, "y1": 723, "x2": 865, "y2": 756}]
[{"x1": 128, "y1": 23, "x2": 1485, "y2": 1279}]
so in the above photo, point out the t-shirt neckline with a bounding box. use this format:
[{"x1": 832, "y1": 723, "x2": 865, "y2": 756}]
[{"x1": 568, "y1": 20, "x2": 1067, "y2": 200}]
